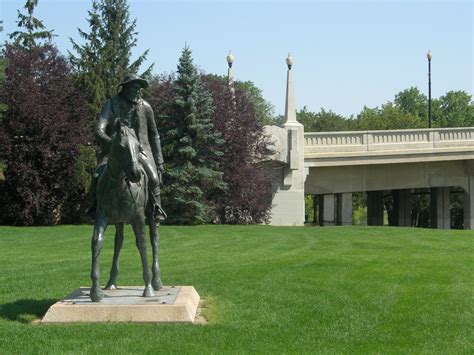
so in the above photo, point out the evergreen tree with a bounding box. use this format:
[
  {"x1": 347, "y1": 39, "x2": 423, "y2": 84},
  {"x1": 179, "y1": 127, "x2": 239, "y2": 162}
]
[
  {"x1": 161, "y1": 46, "x2": 225, "y2": 224},
  {"x1": 9, "y1": 0, "x2": 55, "y2": 50},
  {"x1": 69, "y1": 0, "x2": 105, "y2": 121},
  {"x1": 69, "y1": 0, "x2": 153, "y2": 118}
]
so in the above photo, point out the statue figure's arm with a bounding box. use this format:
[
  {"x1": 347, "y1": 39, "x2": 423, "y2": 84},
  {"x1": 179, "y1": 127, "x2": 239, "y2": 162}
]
[
  {"x1": 95, "y1": 100, "x2": 114, "y2": 150},
  {"x1": 146, "y1": 103, "x2": 164, "y2": 170}
]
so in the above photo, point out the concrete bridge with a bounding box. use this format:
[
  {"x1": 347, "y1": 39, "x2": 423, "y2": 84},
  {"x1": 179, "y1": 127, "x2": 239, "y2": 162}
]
[{"x1": 266, "y1": 58, "x2": 474, "y2": 229}]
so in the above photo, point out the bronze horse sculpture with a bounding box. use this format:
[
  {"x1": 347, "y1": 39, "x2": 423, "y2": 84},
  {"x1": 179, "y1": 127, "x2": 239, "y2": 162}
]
[{"x1": 90, "y1": 122, "x2": 163, "y2": 302}]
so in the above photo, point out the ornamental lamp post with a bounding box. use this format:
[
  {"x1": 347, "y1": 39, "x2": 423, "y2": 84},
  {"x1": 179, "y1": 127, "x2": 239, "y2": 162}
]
[
  {"x1": 226, "y1": 50, "x2": 234, "y2": 68},
  {"x1": 427, "y1": 50, "x2": 432, "y2": 128},
  {"x1": 284, "y1": 53, "x2": 297, "y2": 123},
  {"x1": 286, "y1": 53, "x2": 293, "y2": 70},
  {"x1": 226, "y1": 50, "x2": 235, "y2": 101}
]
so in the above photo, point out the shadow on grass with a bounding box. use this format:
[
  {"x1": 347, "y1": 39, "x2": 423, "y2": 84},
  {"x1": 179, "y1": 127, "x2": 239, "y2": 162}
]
[{"x1": 0, "y1": 299, "x2": 57, "y2": 323}]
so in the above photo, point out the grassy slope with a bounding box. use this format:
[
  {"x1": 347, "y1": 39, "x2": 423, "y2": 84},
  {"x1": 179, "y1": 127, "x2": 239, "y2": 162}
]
[{"x1": 0, "y1": 225, "x2": 472, "y2": 354}]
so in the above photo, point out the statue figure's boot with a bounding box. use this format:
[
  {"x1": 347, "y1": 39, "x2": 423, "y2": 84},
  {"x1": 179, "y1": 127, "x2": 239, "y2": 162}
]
[{"x1": 150, "y1": 187, "x2": 167, "y2": 222}]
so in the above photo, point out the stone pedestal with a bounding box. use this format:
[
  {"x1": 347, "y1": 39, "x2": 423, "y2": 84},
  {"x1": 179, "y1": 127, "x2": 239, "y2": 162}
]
[
  {"x1": 367, "y1": 191, "x2": 384, "y2": 226},
  {"x1": 42, "y1": 286, "x2": 200, "y2": 323}
]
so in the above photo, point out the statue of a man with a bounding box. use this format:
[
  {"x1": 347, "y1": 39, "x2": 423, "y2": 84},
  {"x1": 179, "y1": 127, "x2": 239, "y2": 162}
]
[{"x1": 89, "y1": 74, "x2": 166, "y2": 221}]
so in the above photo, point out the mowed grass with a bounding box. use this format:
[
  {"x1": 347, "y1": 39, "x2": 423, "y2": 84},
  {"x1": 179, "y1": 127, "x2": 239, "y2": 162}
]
[{"x1": 0, "y1": 225, "x2": 472, "y2": 354}]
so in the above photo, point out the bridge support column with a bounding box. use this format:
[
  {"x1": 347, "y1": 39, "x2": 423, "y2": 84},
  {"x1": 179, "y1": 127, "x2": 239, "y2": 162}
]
[
  {"x1": 431, "y1": 187, "x2": 450, "y2": 229},
  {"x1": 393, "y1": 189, "x2": 411, "y2": 227},
  {"x1": 367, "y1": 191, "x2": 384, "y2": 226},
  {"x1": 319, "y1": 194, "x2": 335, "y2": 226},
  {"x1": 336, "y1": 193, "x2": 352, "y2": 226},
  {"x1": 463, "y1": 175, "x2": 474, "y2": 230}
]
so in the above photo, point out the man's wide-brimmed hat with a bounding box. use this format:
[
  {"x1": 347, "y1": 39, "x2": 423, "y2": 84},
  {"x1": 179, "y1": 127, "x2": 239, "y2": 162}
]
[{"x1": 119, "y1": 73, "x2": 148, "y2": 88}]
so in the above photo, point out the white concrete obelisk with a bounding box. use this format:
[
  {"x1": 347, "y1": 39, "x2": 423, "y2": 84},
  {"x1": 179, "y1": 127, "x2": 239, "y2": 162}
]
[{"x1": 269, "y1": 54, "x2": 306, "y2": 225}]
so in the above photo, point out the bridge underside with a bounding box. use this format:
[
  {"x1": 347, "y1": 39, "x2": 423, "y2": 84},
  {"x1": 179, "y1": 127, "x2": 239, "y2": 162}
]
[
  {"x1": 304, "y1": 160, "x2": 474, "y2": 229},
  {"x1": 305, "y1": 160, "x2": 472, "y2": 195}
]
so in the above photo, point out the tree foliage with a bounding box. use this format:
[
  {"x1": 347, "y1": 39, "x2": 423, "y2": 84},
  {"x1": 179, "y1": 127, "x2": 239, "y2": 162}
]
[
  {"x1": 394, "y1": 87, "x2": 428, "y2": 120},
  {"x1": 9, "y1": 0, "x2": 55, "y2": 50},
  {"x1": 69, "y1": 0, "x2": 152, "y2": 119},
  {"x1": 234, "y1": 80, "x2": 276, "y2": 125},
  {"x1": 157, "y1": 47, "x2": 225, "y2": 225},
  {"x1": 434, "y1": 90, "x2": 474, "y2": 128},
  {"x1": 355, "y1": 103, "x2": 424, "y2": 131},
  {"x1": 202, "y1": 75, "x2": 273, "y2": 224},
  {"x1": 0, "y1": 45, "x2": 91, "y2": 225},
  {"x1": 297, "y1": 106, "x2": 354, "y2": 132}
]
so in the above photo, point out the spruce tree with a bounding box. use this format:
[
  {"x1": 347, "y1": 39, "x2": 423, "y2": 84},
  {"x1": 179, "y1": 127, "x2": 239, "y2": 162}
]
[
  {"x1": 161, "y1": 46, "x2": 226, "y2": 224},
  {"x1": 69, "y1": 0, "x2": 152, "y2": 118},
  {"x1": 9, "y1": 0, "x2": 55, "y2": 50},
  {"x1": 69, "y1": 0, "x2": 105, "y2": 121}
]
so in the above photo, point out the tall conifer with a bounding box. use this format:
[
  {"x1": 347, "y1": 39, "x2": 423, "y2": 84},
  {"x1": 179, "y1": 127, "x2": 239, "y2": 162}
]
[
  {"x1": 69, "y1": 0, "x2": 152, "y2": 118},
  {"x1": 161, "y1": 46, "x2": 225, "y2": 224},
  {"x1": 9, "y1": 0, "x2": 55, "y2": 50}
]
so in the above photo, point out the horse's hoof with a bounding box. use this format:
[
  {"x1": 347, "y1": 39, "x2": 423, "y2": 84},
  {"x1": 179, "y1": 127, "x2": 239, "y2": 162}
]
[
  {"x1": 152, "y1": 279, "x2": 163, "y2": 291},
  {"x1": 90, "y1": 286, "x2": 104, "y2": 302},
  {"x1": 105, "y1": 283, "x2": 117, "y2": 290},
  {"x1": 143, "y1": 285, "x2": 155, "y2": 297}
]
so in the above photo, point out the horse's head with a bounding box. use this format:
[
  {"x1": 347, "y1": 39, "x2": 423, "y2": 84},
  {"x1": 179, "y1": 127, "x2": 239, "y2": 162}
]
[{"x1": 111, "y1": 121, "x2": 142, "y2": 183}]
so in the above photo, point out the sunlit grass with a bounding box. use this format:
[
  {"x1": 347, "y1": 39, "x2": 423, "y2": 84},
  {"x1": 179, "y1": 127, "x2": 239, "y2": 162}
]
[{"x1": 0, "y1": 225, "x2": 472, "y2": 353}]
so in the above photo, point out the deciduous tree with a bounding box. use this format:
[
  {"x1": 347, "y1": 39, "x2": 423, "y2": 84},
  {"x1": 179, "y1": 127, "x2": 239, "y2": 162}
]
[
  {"x1": 0, "y1": 44, "x2": 91, "y2": 225},
  {"x1": 202, "y1": 75, "x2": 273, "y2": 224}
]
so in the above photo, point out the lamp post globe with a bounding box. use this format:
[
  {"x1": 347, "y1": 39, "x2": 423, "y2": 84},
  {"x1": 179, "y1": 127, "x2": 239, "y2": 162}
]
[
  {"x1": 226, "y1": 51, "x2": 234, "y2": 68},
  {"x1": 286, "y1": 53, "x2": 293, "y2": 70}
]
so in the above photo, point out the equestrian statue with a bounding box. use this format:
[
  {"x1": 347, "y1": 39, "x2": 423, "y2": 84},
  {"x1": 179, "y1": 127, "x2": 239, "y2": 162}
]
[{"x1": 88, "y1": 74, "x2": 166, "y2": 302}]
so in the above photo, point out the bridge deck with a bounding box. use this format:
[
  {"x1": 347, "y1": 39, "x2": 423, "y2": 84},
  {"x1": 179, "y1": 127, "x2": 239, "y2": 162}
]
[{"x1": 304, "y1": 127, "x2": 474, "y2": 167}]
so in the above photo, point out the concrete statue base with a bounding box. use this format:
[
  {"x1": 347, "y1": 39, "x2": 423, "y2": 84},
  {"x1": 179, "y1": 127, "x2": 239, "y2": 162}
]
[{"x1": 42, "y1": 286, "x2": 200, "y2": 323}]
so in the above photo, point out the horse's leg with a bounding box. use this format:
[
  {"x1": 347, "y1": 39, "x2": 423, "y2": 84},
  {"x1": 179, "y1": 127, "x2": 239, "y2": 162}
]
[
  {"x1": 90, "y1": 214, "x2": 108, "y2": 302},
  {"x1": 132, "y1": 217, "x2": 155, "y2": 297},
  {"x1": 105, "y1": 222, "x2": 124, "y2": 290},
  {"x1": 149, "y1": 220, "x2": 163, "y2": 291}
]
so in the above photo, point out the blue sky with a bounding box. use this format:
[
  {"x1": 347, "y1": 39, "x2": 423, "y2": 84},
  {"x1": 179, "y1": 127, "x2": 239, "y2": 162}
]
[{"x1": 1, "y1": 0, "x2": 472, "y2": 117}]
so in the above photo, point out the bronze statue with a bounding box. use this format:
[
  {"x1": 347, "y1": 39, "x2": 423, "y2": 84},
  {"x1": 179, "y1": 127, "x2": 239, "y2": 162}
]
[{"x1": 89, "y1": 74, "x2": 165, "y2": 302}]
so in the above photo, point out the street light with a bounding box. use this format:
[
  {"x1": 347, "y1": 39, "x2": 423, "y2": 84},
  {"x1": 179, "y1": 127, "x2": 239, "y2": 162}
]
[
  {"x1": 427, "y1": 50, "x2": 432, "y2": 128},
  {"x1": 226, "y1": 50, "x2": 234, "y2": 68},
  {"x1": 286, "y1": 53, "x2": 293, "y2": 70}
]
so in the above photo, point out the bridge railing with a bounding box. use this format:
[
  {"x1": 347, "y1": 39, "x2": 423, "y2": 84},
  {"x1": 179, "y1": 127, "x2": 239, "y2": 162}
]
[{"x1": 304, "y1": 127, "x2": 474, "y2": 154}]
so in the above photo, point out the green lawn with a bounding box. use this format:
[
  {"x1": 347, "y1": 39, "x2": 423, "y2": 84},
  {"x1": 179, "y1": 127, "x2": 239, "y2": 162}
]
[{"x1": 0, "y1": 225, "x2": 472, "y2": 353}]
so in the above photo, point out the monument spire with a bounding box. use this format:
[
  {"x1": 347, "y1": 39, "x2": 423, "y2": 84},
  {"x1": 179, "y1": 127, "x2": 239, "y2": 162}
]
[{"x1": 284, "y1": 53, "x2": 297, "y2": 123}]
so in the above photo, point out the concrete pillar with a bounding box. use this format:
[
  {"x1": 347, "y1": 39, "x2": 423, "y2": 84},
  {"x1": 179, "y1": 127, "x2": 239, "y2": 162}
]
[
  {"x1": 336, "y1": 193, "x2": 352, "y2": 226},
  {"x1": 393, "y1": 189, "x2": 411, "y2": 227},
  {"x1": 431, "y1": 187, "x2": 450, "y2": 229},
  {"x1": 319, "y1": 194, "x2": 336, "y2": 226},
  {"x1": 464, "y1": 175, "x2": 474, "y2": 229},
  {"x1": 367, "y1": 191, "x2": 384, "y2": 226}
]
